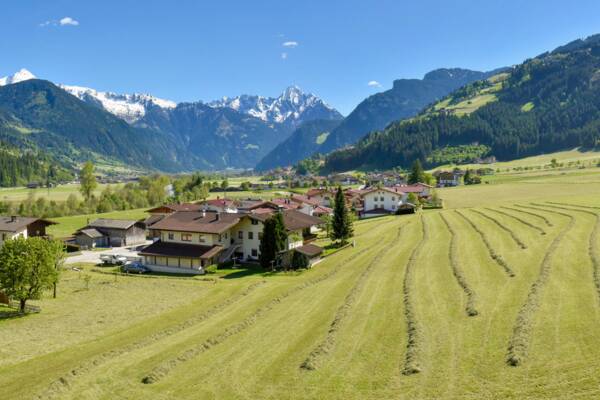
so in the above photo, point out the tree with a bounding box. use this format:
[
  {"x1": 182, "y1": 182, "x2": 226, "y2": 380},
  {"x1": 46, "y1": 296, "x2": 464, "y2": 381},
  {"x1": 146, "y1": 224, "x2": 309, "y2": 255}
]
[
  {"x1": 291, "y1": 251, "x2": 309, "y2": 270},
  {"x1": 220, "y1": 179, "x2": 229, "y2": 190},
  {"x1": 240, "y1": 181, "x2": 250, "y2": 192},
  {"x1": 259, "y1": 213, "x2": 287, "y2": 270},
  {"x1": 0, "y1": 237, "x2": 62, "y2": 312},
  {"x1": 408, "y1": 159, "x2": 425, "y2": 184},
  {"x1": 79, "y1": 161, "x2": 97, "y2": 201},
  {"x1": 463, "y1": 169, "x2": 472, "y2": 184},
  {"x1": 331, "y1": 187, "x2": 353, "y2": 244}
]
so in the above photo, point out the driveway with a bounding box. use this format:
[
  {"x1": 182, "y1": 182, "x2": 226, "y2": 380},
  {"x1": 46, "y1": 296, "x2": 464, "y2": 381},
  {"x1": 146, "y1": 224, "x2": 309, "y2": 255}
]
[{"x1": 66, "y1": 242, "x2": 149, "y2": 265}]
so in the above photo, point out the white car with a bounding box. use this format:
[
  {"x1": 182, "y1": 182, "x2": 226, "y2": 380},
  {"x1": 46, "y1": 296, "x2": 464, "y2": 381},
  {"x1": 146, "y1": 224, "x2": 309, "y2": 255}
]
[{"x1": 100, "y1": 254, "x2": 128, "y2": 265}]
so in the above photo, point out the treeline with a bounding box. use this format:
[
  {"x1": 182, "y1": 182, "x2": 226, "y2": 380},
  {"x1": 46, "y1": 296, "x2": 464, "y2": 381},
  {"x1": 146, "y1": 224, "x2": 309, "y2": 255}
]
[
  {"x1": 0, "y1": 170, "x2": 227, "y2": 219},
  {"x1": 323, "y1": 37, "x2": 600, "y2": 172},
  {"x1": 0, "y1": 147, "x2": 73, "y2": 187}
]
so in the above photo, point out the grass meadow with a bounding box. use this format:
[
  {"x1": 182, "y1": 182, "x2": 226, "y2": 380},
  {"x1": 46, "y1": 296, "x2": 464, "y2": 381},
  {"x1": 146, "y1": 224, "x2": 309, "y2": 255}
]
[{"x1": 1, "y1": 164, "x2": 600, "y2": 398}]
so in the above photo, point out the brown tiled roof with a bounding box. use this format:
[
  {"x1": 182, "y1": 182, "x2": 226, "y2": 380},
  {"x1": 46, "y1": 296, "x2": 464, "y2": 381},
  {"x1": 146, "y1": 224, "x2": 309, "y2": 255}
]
[
  {"x1": 295, "y1": 243, "x2": 323, "y2": 257},
  {"x1": 149, "y1": 211, "x2": 241, "y2": 234},
  {"x1": 250, "y1": 209, "x2": 323, "y2": 232},
  {"x1": 143, "y1": 214, "x2": 166, "y2": 228},
  {"x1": 147, "y1": 203, "x2": 204, "y2": 213},
  {"x1": 290, "y1": 194, "x2": 320, "y2": 206},
  {"x1": 0, "y1": 216, "x2": 56, "y2": 232},
  {"x1": 140, "y1": 241, "x2": 223, "y2": 259},
  {"x1": 360, "y1": 187, "x2": 405, "y2": 196},
  {"x1": 76, "y1": 228, "x2": 104, "y2": 238},
  {"x1": 88, "y1": 218, "x2": 139, "y2": 230}
]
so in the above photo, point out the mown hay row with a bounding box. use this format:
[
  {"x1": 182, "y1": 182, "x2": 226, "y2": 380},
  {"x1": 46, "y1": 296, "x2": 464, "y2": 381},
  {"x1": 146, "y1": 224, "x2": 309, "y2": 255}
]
[
  {"x1": 141, "y1": 246, "x2": 375, "y2": 384},
  {"x1": 501, "y1": 206, "x2": 553, "y2": 227},
  {"x1": 486, "y1": 208, "x2": 546, "y2": 235},
  {"x1": 402, "y1": 216, "x2": 429, "y2": 375},
  {"x1": 506, "y1": 215, "x2": 575, "y2": 366},
  {"x1": 36, "y1": 281, "x2": 267, "y2": 400},
  {"x1": 440, "y1": 213, "x2": 478, "y2": 316},
  {"x1": 535, "y1": 202, "x2": 599, "y2": 217},
  {"x1": 470, "y1": 209, "x2": 527, "y2": 249},
  {"x1": 536, "y1": 203, "x2": 600, "y2": 303},
  {"x1": 547, "y1": 201, "x2": 600, "y2": 210},
  {"x1": 515, "y1": 204, "x2": 574, "y2": 220},
  {"x1": 300, "y1": 223, "x2": 408, "y2": 370},
  {"x1": 455, "y1": 210, "x2": 515, "y2": 277}
]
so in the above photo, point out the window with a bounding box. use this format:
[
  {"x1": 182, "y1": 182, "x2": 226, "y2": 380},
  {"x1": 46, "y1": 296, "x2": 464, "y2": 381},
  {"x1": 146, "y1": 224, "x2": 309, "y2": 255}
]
[
  {"x1": 258, "y1": 232, "x2": 263, "y2": 240},
  {"x1": 248, "y1": 232, "x2": 254, "y2": 240},
  {"x1": 238, "y1": 231, "x2": 243, "y2": 239},
  {"x1": 251, "y1": 249, "x2": 258, "y2": 257},
  {"x1": 392, "y1": 196, "x2": 395, "y2": 201},
  {"x1": 168, "y1": 233, "x2": 174, "y2": 240},
  {"x1": 199, "y1": 235, "x2": 206, "y2": 243},
  {"x1": 251, "y1": 219, "x2": 258, "y2": 225},
  {"x1": 380, "y1": 196, "x2": 384, "y2": 201},
  {"x1": 181, "y1": 233, "x2": 192, "y2": 242},
  {"x1": 218, "y1": 234, "x2": 222, "y2": 242}
]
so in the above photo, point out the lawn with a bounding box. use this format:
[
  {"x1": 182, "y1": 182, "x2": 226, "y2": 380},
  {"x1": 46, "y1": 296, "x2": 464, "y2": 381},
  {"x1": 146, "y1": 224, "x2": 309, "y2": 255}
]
[
  {"x1": 0, "y1": 183, "x2": 115, "y2": 203},
  {"x1": 1, "y1": 172, "x2": 600, "y2": 399}
]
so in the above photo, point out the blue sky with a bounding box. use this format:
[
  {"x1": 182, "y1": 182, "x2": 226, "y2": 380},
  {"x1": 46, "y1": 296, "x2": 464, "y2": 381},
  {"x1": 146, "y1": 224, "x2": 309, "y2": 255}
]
[{"x1": 1, "y1": 0, "x2": 600, "y2": 114}]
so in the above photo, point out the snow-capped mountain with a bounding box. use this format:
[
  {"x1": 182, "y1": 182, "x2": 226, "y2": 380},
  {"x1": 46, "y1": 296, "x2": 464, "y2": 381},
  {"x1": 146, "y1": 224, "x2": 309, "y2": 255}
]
[
  {"x1": 0, "y1": 69, "x2": 176, "y2": 123},
  {"x1": 0, "y1": 68, "x2": 36, "y2": 86},
  {"x1": 59, "y1": 85, "x2": 176, "y2": 124},
  {"x1": 208, "y1": 85, "x2": 342, "y2": 130}
]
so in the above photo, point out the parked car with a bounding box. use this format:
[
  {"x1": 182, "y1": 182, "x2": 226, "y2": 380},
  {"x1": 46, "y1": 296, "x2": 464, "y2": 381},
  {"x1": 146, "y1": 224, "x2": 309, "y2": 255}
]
[
  {"x1": 100, "y1": 254, "x2": 128, "y2": 265},
  {"x1": 121, "y1": 261, "x2": 149, "y2": 274}
]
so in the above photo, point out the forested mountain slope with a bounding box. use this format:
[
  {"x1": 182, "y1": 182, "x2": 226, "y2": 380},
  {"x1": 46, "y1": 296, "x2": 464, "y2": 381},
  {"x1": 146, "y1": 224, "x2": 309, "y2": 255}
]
[{"x1": 323, "y1": 35, "x2": 600, "y2": 172}]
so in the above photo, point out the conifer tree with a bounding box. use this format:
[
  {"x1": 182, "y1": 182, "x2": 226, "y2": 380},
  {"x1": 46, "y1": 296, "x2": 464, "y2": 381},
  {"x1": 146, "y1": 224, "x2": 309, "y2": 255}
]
[{"x1": 331, "y1": 187, "x2": 353, "y2": 244}]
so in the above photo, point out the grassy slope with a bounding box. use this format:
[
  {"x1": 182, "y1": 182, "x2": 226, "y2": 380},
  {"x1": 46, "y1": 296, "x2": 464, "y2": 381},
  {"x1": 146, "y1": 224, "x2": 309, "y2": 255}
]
[{"x1": 2, "y1": 171, "x2": 600, "y2": 399}]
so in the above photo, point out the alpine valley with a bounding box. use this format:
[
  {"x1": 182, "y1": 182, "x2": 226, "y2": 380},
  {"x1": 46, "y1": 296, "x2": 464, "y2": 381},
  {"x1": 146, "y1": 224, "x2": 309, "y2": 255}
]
[{"x1": 0, "y1": 70, "x2": 342, "y2": 173}]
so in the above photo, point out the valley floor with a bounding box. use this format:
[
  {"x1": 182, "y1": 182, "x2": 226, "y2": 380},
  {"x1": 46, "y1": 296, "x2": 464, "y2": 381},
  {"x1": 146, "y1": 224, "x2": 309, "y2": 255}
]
[{"x1": 2, "y1": 170, "x2": 600, "y2": 399}]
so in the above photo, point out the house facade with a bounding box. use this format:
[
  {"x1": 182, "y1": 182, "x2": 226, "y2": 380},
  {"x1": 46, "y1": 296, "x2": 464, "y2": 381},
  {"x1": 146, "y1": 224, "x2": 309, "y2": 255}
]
[
  {"x1": 139, "y1": 209, "x2": 323, "y2": 274},
  {"x1": 75, "y1": 219, "x2": 146, "y2": 248},
  {"x1": 360, "y1": 187, "x2": 407, "y2": 217},
  {"x1": 0, "y1": 216, "x2": 56, "y2": 247}
]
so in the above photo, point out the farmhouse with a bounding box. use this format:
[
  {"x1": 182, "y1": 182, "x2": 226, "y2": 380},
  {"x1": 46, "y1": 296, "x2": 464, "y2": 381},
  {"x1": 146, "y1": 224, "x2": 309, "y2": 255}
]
[
  {"x1": 0, "y1": 216, "x2": 56, "y2": 247},
  {"x1": 75, "y1": 218, "x2": 146, "y2": 248},
  {"x1": 435, "y1": 171, "x2": 463, "y2": 187},
  {"x1": 360, "y1": 187, "x2": 410, "y2": 217},
  {"x1": 140, "y1": 209, "x2": 323, "y2": 274}
]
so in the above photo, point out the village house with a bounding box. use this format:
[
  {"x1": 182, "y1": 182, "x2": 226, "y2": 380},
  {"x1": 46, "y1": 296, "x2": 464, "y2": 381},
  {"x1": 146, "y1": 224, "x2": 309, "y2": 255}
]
[
  {"x1": 0, "y1": 216, "x2": 56, "y2": 247},
  {"x1": 74, "y1": 218, "x2": 146, "y2": 248},
  {"x1": 360, "y1": 187, "x2": 414, "y2": 218},
  {"x1": 435, "y1": 170, "x2": 464, "y2": 187},
  {"x1": 139, "y1": 208, "x2": 323, "y2": 274}
]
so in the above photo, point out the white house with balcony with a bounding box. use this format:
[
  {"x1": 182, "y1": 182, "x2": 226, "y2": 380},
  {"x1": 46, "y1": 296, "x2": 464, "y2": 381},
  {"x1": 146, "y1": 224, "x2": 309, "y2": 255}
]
[{"x1": 360, "y1": 187, "x2": 415, "y2": 218}]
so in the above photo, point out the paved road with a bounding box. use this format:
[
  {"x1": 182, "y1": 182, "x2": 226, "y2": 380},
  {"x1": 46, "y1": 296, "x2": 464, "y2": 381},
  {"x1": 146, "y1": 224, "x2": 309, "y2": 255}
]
[{"x1": 65, "y1": 244, "x2": 148, "y2": 265}]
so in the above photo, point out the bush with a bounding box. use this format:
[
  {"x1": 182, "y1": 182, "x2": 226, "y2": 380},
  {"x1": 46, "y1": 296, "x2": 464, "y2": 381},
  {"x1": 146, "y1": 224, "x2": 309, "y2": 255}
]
[
  {"x1": 291, "y1": 251, "x2": 310, "y2": 270},
  {"x1": 204, "y1": 264, "x2": 218, "y2": 274}
]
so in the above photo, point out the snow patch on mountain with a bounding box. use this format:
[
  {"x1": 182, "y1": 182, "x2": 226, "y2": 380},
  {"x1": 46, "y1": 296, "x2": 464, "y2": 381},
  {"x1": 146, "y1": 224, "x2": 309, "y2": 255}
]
[
  {"x1": 208, "y1": 85, "x2": 338, "y2": 126},
  {"x1": 60, "y1": 85, "x2": 176, "y2": 123},
  {"x1": 0, "y1": 68, "x2": 36, "y2": 86}
]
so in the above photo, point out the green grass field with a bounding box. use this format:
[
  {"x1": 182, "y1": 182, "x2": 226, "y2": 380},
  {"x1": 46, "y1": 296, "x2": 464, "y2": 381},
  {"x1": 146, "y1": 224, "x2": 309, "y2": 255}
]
[
  {"x1": 2, "y1": 167, "x2": 600, "y2": 399},
  {"x1": 0, "y1": 183, "x2": 115, "y2": 203},
  {"x1": 47, "y1": 208, "x2": 151, "y2": 238}
]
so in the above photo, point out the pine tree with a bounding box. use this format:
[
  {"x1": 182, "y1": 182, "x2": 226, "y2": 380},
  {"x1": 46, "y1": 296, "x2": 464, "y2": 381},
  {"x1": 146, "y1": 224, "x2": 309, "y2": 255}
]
[
  {"x1": 259, "y1": 212, "x2": 287, "y2": 270},
  {"x1": 408, "y1": 159, "x2": 425, "y2": 184},
  {"x1": 331, "y1": 187, "x2": 353, "y2": 244}
]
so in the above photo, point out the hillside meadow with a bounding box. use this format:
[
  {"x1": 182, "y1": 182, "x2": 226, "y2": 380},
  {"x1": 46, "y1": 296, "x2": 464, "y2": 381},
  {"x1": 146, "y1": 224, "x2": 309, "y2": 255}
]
[{"x1": 1, "y1": 166, "x2": 600, "y2": 399}]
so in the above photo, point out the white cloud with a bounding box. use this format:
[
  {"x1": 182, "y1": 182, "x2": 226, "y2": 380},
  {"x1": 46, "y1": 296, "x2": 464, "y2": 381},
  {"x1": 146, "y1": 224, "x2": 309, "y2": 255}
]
[
  {"x1": 60, "y1": 17, "x2": 79, "y2": 26},
  {"x1": 281, "y1": 52, "x2": 288, "y2": 60},
  {"x1": 368, "y1": 80, "x2": 382, "y2": 88},
  {"x1": 282, "y1": 41, "x2": 298, "y2": 48},
  {"x1": 40, "y1": 16, "x2": 79, "y2": 27}
]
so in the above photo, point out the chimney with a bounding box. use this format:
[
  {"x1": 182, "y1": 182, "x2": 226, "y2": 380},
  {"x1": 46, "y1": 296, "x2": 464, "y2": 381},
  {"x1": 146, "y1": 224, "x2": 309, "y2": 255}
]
[
  {"x1": 202, "y1": 208, "x2": 206, "y2": 218},
  {"x1": 10, "y1": 216, "x2": 16, "y2": 222},
  {"x1": 216, "y1": 212, "x2": 220, "y2": 221}
]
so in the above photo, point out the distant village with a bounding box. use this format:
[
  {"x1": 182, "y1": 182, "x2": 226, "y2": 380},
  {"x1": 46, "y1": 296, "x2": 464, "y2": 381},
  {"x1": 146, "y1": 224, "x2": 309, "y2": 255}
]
[{"x1": 0, "y1": 162, "x2": 495, "y2": 278}]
